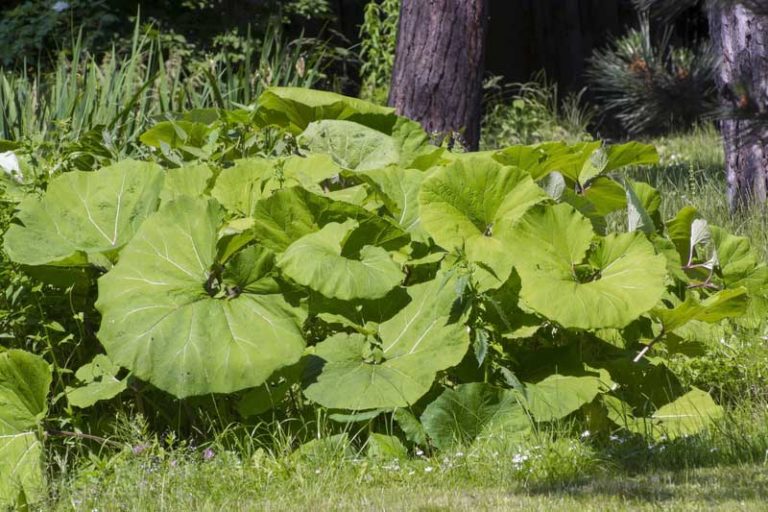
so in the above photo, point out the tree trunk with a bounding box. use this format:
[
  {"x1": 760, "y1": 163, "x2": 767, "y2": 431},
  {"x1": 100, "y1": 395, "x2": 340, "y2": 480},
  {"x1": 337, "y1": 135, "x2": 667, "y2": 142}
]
[
  {"x1": 388, "y1": 0, "x2": 489, "y2": 150},
  {"x1": 709, "y1": 3, "x2": 768, "y2": 210}
]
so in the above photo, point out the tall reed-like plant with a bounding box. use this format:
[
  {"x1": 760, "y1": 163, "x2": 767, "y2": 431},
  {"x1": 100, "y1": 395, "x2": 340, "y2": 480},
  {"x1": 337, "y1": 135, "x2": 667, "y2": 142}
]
[{"x1": 0, "y1": 20, "x2": 325, "y2": 148}]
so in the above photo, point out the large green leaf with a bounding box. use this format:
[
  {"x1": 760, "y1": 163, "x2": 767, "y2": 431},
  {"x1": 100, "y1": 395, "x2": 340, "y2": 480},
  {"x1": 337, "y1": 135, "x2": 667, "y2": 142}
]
[
  {"x1": 625, "y1": 179, "x2": 662, "y2": 234},
  {"x1": 652, "y1": 288, "x2": 749, "y2": 332},
  {"x1": 582, "y1": 177, "x2": 627, "y2": 216},
  {"x1": 0, "y1": 350, "x2": 51, "y2": 508},
  {"x1": 160, "y1": 163, "x2": 213, "y2": 204},
  {"x1": 604, "y1": 142, "x2": 659, "y2": 173},
  {"x1": 303, "y1": 277, "x2": 470, "y2": 410},
  {"x1": 281, "y1": 154, "x2": 343, "y2": 190},
  {"x1": 710, "y1": 226, "x2": 768, "y2": 294},
  {"x1": 212, "y1": 156, "x2": 343, "y2": 217},
  {"x1": 534, "y1": 141, "x2": 602, "y2": 182},
  {"x1": 307, "y1": 286, "x2": 411, "y2": 329},
  {"x1": 256, "y1": 87, "x2": 397, "y2": 134},
  {"x1": 651, "y1": 388, "x2": 723, "y2": 439},
  {"x1": 508, "y1": 204, "x2": 667, "y2": 329},
  {"x1": 609, "y1": 387, "x2": 724, "y2": 440},
  {"x1": 665, "y1": 206, "x2": 700, "y2": 264},
  {"x1": 212, "y1": 158, "x2": 276, "y2": 216},
  {"x1": 571, "y1": 142, "x2": 658, "y2": 186},
  {"x1": 493, "y1": 143, "x2": 553, "y2": 173},
  {"x1": 250, "y1": 187, "x2": 408, "y2": 253},
  {"x1": 96, "y1": 197, "x2": 306, "y2": 398},
  {"x1": 522, "y1": 374, "x2": 608, "y2": 422},
  {"x1": 418, "y1": 156, "x2": 548, "y2": 286},
  {"x1": 278, "y1": 220, "x2": 403, "y2": 300},
  {"x1": 4, "y1": 160, "x2": 164, "y2": 266},
  {"x1": 300, "y1": 120, "x2": 400, "y2": 171},
  {"x1": 359, "y1": 166, "x2": 427, "y2": 238},
  {"x1": 299, "y1": 118, "x2": 440, "y2": 171},
  {"x1": 483, "y1": 271, "x2": 542, "y2": 339},
  {"x1": 421, "y1": 383, "x2": 529, "y2": 450}
]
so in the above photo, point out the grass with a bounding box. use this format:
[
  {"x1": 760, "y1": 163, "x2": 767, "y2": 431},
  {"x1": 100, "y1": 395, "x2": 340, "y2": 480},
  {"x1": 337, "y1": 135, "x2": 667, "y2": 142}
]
[
  {"x1": 50, "y1": 460, "x2": 768, "y2": 511},
  {"x1": 45, "y1": 407, "x2": 768, "y2": 510}
]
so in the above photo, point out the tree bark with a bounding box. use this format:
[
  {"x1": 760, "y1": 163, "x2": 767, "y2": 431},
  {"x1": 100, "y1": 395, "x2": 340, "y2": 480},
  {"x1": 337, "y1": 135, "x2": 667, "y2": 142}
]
[
  {"x1": 388, "y1": 0, "x2": 489, "y2": 150},
  {"x1": 709, "y1": 2, "x2": 768, "y2": 210}
]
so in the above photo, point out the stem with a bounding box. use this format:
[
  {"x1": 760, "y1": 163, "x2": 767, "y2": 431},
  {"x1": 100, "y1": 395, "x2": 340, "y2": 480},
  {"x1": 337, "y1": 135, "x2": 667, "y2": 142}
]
[
  {"x1": 633, "y1": 330, "x2": 665, "y2": 363},
  {"x1": 45, "y1": 429, "x2": 123, "y2": 448}
]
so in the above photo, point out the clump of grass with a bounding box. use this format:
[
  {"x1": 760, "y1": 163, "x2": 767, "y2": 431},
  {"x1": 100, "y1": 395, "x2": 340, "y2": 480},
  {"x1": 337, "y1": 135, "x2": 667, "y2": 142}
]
[{"x1": 45, "y1": 405, "x2": 768, "y2": 511}]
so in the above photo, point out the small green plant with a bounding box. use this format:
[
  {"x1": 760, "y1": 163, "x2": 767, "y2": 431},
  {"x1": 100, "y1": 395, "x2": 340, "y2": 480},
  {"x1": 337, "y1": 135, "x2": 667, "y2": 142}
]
[
  {"x1": 481, "y1": 74, "x2": 594, "y2": 149},
  {"x1": 587, "y1": 15, "x2": 717, "y2": 135},
  {"x1": 358, "y1": 0, "x2": 400, "y2": 103}
]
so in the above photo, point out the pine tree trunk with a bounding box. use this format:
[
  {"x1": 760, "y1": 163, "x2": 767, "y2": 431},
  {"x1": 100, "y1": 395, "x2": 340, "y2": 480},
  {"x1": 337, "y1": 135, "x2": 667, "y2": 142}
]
[
  {"x1": 709, "y1": 3, "x2": 768, "y2": 210},
  {"x1": 388, "y1": 0, "x2": 489, "y2": 151}
]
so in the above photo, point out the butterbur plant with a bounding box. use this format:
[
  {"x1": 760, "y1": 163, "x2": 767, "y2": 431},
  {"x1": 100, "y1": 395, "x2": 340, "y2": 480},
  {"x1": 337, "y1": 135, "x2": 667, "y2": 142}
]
[{"x1": 2, "y1": 87, "x2": 766, "y2": 507}]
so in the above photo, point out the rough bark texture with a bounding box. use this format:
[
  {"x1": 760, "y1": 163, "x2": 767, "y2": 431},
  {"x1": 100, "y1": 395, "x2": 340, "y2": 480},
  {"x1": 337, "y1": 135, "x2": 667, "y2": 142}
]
[
  {"x1": 388, "y1": 0, "x2": 489, "y2": 150},
  {"x1": 709, "y1": 3, "x2": 768, "y2": 210}
]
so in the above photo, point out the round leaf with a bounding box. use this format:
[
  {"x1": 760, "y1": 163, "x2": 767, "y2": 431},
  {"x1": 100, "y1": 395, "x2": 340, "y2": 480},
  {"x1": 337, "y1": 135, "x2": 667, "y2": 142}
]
[
  {"x1": 4, "y1": 160, "x2": 164, "y2": 266},
  {"x1": 251, "y1": 187, "x2": 408, "y2": 253},
  {"x1": 160, "y1": 163, "x2": 213, "y2": 204},
  {"x1": 278, "y1": 220, "x2": 403, "y2": 300},
  {"x1": 300, "y1": 120, "x2": 400, "y2": 171},
  {"x1": 303, "y1": 277, "x2": 470, "y2": 410},
  {"x1": 96, "y1": 197, "x2": 306, "y2": 398},
  {"x1": 418, "y1": 156, "x2": 547, "y2": 285},
  {"x1": 256, "y1": 87, "x2": 397, "y2": 134},
  {"x1": 212, "y1": 158, "x2": 275, "y2": 216},
  {"x1": 0, "y1": 350, "x2": 50, "y2": 508},
  {"x1": 523, "y1": 374, "x2": 607, "y2": 422},
  {"x1": 421, "y1": 383, "x2": 529, "y2": 450},
  {"x1": 509, "y1": 204, "x2": 667, "y2": 329}
]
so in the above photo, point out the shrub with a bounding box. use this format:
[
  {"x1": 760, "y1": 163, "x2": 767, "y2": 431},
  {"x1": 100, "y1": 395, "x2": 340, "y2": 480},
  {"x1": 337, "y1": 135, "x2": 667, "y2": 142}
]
[{"x1": 587, "y1": 16, "x2": 717, "y2": 135}]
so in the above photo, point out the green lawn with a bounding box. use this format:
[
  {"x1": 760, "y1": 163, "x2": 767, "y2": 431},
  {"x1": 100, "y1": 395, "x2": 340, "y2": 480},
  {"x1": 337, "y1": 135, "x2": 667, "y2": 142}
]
[{"x1": 51, "y1": 453, "x2": 768, "y2": 511}]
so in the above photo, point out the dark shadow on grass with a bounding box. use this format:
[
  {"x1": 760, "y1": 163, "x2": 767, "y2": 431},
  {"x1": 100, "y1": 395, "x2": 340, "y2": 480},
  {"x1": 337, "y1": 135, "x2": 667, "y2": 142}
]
[{"x1": 524, "y1": 464, "x2": 768, "y2": 505}]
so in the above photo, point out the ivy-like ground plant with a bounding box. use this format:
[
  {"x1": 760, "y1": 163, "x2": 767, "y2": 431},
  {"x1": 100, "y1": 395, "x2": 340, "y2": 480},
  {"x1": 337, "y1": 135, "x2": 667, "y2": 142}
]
[{"x1": 2, "y1": 87, "x2": 767, "y2": 507}]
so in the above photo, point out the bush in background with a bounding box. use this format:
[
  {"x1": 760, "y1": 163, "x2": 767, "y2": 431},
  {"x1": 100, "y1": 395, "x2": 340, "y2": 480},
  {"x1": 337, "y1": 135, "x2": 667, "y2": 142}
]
[
  {"x1": 0, "y1": 0, "x2": 119, "y2": 66},
  {"x1": 0, "y1": 0, "x2": 337, "y2": 68},
  {"x1": 587, "y1": 16, "x2": 717, "y2": 135}
]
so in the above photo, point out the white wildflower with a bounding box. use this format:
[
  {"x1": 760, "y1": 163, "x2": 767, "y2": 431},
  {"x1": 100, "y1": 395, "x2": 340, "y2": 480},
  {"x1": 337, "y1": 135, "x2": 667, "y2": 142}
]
[
  {"x1": 511, "y1": 453, "x2": 529, "y2": 467},
  {"x1": 424, "y1": 466, "x2": 433, "y2": 473},
  {"x1": 52, "y1": 1, "x2": 70, "y2": 12},
  {"x1": 0, "y1": 151, "x2": 22, "y2": 183},
  {"x1": 580, "y1": 430, "x2": 591, "y2": 439}
]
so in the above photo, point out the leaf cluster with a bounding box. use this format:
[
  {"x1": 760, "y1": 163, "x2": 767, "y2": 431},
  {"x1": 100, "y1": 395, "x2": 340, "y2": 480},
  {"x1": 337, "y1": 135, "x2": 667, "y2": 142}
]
[{"x1": 2, "y1": 87, "x2": 767, "y2": 503}]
